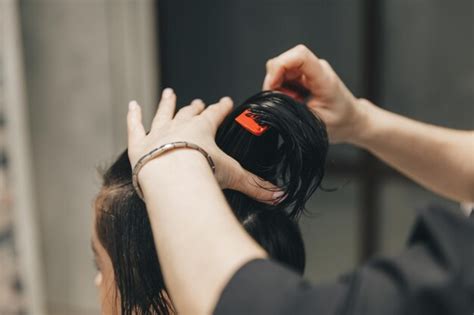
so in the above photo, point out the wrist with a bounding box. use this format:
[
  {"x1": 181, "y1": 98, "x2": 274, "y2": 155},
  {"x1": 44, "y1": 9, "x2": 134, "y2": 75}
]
[
  {"x1": 138, "y1": 148, "x2": 213, "y2": 190},
  {"x1": 347, "y1": 98, "x2": 380, "y2": 148}
]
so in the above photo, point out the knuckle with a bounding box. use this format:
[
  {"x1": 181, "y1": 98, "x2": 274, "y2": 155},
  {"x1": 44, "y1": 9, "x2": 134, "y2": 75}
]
[
  {"x1": 178, "y1": 108, "x2": 189, "y2": 115},
  {"x1": 295, "y1": 44, "x2": 308, "y2": 54},
  {"x1": 320, "y1": 58, "x2": 334, "y2": 72},
  {"x1": 265, "y1": 58, "x2": 274, "y2": 70},
  {"x1": 325, "y1": 70, "x2": 339, "y2": 87},
  {"x1": 201, "y1": 114, "x2": 216, "y2": 127}
]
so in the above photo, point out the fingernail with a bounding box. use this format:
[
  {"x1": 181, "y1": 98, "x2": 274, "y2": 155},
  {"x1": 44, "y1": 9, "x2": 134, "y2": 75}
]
[
  {"x1": 220, "y1": 96, "x2": 232, "y2": 102},
  {"x1": 129, "y1": 100, "x2": 138, "y2": 110},
  {"x1": 272, "y1": 191, "x2": 285, "y2": 204},
  {"x1": 162, "y1": 88, "x2": 173, "y2": 98}
]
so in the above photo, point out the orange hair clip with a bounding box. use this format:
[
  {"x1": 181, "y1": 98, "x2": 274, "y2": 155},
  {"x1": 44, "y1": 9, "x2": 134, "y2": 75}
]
[{"x1": 235, "y1": 109, "x2": 269, "y2": 136}]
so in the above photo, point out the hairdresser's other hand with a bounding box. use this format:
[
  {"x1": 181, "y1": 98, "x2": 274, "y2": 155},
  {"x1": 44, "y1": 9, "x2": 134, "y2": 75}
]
[
  {"x1": 127, "y1": 89, "x2": 279, "y2": 203},
  {"x1": 263, "y1": 44, "x2": 367, "y2": 144}
]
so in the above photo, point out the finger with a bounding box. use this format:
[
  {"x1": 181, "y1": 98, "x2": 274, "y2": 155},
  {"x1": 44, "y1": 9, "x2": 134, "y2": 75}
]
[
  {"x1": 201, "y1": 97, "x2": 233, "y2": 131},
  {"x1": 174, "y1": 99, "x2": 205, "y2": 120},
  {"x1": 233, "y1": 168, "x2": 284, "y2": 204},
  {"x1": 151, "y1": 88, "x2": 176, "y2": 128},
  {"x1": 127, "y1": 100, "x2": 146, "y2": 148},
  {"x1": 318, "y1": 58, "x2": 336, "y2": 74},
  {"x1": 263, "y1": 44, "x2": 326, "y2": 90}
]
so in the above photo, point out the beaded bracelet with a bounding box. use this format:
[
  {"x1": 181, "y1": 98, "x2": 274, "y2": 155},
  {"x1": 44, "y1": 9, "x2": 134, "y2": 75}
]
[{"x1": 132, "y1": 141, "x2": 216, "y2": 200}]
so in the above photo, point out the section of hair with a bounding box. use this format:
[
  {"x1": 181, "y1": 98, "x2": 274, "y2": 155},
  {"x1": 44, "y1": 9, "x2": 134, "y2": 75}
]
[
  {"x1": 217, "y1": 91, "x2": 328, "y2": 219},
  {"x1": 96, "y1": 158, "x2": 173, "y2": 315},
  {"x1": 95, "y1": 91, "x2": 328, "y2": 314},
  {"x1": 240, "y1": 208, "x2": 306, "y2": 273}
]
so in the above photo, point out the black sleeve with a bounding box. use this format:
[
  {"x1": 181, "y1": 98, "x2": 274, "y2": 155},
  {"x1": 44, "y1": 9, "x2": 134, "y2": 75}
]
[{"x1": 213, "y1": 206, "x2": 474, "y2": 315}]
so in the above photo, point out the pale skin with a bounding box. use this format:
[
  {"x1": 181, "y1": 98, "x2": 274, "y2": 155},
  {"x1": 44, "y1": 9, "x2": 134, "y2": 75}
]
[
  {"x1": 123, "y1": 44, "x2": 472, "y2": 314},
  {"x1": 92, "y1": 213, "x2": 119, "y2": 314}
]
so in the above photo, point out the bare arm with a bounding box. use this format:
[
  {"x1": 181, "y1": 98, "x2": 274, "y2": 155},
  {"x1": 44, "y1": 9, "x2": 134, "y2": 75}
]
[
  {"x1": 354, "y1": 99, "x2": 474, "y2": 202},
  {"x1": 264, "y1": 45, "x2": 474, "y2": 203},
  {"x1": 141, "y1": 150, "x2": 266, "y2": 314},
  {"x1": 127, "y1": 92, "x2": 270, "y2": 314}
]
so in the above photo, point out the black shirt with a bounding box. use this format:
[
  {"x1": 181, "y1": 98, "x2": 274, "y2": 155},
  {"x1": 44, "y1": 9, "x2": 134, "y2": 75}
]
[{"x1": 214, "y1": 206, "x2": 474, "y2": 315}]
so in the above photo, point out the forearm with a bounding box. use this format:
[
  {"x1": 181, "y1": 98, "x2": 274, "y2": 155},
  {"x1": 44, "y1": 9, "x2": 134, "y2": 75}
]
[
  {"x1": 352, "y1": 99, "x2": 474, "y2": 202},
  {"x1": 140, "y1": 150, "x2": 266, "y2": 314}
]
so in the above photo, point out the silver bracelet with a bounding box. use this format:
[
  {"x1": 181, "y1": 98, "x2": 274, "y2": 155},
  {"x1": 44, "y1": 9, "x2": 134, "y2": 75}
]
[{"x1": 132, "y1": 141, "x2": 216, "y2": 200}]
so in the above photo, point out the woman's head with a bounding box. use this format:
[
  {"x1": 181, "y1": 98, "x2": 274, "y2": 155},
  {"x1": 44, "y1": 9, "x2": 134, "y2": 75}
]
[{"x1": 92, "y1": 91, "x2": 328, "y2": 314}]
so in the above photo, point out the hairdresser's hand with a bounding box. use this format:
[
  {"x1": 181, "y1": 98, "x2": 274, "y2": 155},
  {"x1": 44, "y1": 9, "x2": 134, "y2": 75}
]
[
  {"x1": 127, "y1": 88, "x2": 279, "y2": 203},
  {"x1": 263, "y1": 44, "x2": 368, "y2": 144}
]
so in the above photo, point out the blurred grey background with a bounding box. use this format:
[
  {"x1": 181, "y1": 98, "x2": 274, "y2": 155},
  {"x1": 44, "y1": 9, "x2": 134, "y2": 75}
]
[{"x1": 1, "y1": 0, "x2": 472, "y2": 314}]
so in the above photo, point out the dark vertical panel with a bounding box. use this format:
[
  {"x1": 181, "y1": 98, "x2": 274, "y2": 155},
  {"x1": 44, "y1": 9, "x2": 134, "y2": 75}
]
[
  {"x1": 158, "y1": 0, "x2": 364, "y2": 105},
  {"x1": 158, "y1": 0, "x2": 365, "y2": 162},
  {"x1": 358, "y1": 0, "x2": 384, "y2": 261}
]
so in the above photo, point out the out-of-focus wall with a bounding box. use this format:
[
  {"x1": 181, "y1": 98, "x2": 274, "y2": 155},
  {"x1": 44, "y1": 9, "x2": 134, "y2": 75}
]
[
  {"x1": 378, "y1": 0, "x2": 474, "y2": 256},
  {"x1": 1, "y1": 2, "x2": 45, "y2": 314},
  {"x1": 18, "y1": 0, "x2": 159, "y2": 314}
]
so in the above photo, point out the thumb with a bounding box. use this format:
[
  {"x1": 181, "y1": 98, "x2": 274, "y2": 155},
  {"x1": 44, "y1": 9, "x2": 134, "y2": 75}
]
[{"x1": 232, "y1": 167, "x2": 284, "y2": 205}]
